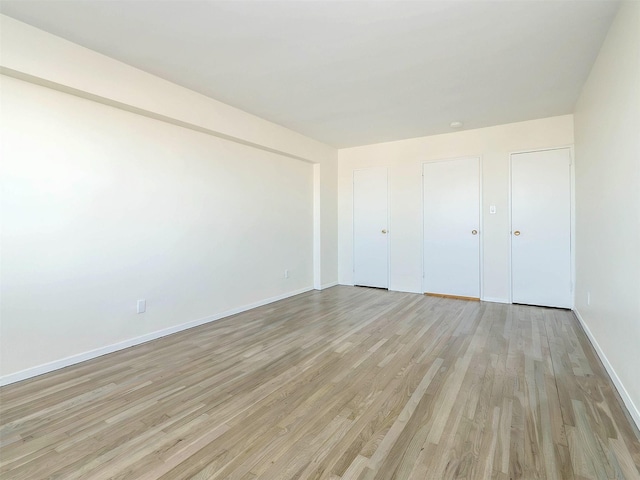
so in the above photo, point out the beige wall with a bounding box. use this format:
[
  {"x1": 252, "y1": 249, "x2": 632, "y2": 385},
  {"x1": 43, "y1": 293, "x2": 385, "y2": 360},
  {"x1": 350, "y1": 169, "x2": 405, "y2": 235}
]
[
  {"x1": 338, "y1": 115, "x2": 574, "y2": 301},
  {"x1": 0, "y1": 16, "x2": 338, "y2": 383},
  {"x1": 574, "y1": 1, "x2": 640, "y2": 426}
]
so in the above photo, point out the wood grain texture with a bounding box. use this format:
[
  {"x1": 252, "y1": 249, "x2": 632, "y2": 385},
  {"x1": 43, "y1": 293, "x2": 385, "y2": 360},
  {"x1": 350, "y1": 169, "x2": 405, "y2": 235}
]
[
  {"x1": 425, "y1": 293, "x2": 480, "y2": 301},
  {"x1": 1, "y1": 286, "x2": 639, "y2": 479}
]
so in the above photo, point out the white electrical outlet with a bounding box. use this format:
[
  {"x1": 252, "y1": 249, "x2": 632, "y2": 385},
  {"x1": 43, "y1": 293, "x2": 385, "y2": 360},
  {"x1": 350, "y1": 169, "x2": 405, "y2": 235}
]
[
  {"x1": 284, "y1": 269, "x2": 289, "y2": 279},
  {"x1": 587, "y1": 292, "x2": 591, "y2": 306},
  {"x1": 137, "y1": 299, "x2": 146, "y2": 314}
]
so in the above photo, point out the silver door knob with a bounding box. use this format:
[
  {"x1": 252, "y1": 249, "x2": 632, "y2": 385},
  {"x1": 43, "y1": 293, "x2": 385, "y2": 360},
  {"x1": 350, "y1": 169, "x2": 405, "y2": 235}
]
[
  {"x1": 471, "y1": 230, "x2": 478, "y2": 235},
  {"x1": 381, "y1": 229, "x2": 387, "y2": 234},
  {"x1": 514, "y1": 230, "x2": 521, "y2": 236}
]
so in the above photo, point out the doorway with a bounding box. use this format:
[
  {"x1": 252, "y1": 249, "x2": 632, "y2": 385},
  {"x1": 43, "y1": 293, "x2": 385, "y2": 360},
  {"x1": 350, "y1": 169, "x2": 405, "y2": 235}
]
[
  {"x1": 353, "y1": 167, "x2": 389, "y2": 289},
  {"x1": 510, "y1": 148, "x2": 572, "y2": 308},
  {"x1": 423, "y1": 157, "x2": 481, "y2": 299}
]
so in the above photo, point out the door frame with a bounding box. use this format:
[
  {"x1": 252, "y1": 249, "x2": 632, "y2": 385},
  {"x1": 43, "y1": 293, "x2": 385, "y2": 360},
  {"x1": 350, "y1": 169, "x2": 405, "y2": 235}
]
[
  {"x1": 352, "y1": 167, "x2": 390, "y2": 289},
  {"x1": 508, "y1": 146, "x2": 575, "y2": 308},
  {"x1": 421, "y1": 156, "x2": 484, "y2": 298}
]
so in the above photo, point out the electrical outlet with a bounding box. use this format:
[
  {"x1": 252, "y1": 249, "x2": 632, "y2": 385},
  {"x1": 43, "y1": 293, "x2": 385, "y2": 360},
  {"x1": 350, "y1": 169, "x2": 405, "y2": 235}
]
[
  {"x1": 137, "y1": 299, "x2": 146, "y2": 314},
  {"x1": 587, "y1": 292, "x2": 591, "y2": 306},
  {"x1": 284, "y1": 269, "x2": 289, "y2": 279}
]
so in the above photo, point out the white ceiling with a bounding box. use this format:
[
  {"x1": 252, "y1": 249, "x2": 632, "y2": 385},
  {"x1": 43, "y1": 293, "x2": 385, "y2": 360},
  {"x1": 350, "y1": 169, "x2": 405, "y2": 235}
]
[{"x1": 0, "y1": 1, "x2": 619, "y2": 148}]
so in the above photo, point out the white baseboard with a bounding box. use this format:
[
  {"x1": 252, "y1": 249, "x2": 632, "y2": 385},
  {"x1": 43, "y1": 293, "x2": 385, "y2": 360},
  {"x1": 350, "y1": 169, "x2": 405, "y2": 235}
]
[
  {"x1": 318, "y1": 281, "x2": 339, "y2": 290},
  {"x1": 573, "y1": 308, "x2": 640, "y2": 431},
  {"x1": 0, "y1": 286, "x2": 314, "y2": 387},
  {"x1": 481, "y1": 296, "x2": 510, "y2": 304}
]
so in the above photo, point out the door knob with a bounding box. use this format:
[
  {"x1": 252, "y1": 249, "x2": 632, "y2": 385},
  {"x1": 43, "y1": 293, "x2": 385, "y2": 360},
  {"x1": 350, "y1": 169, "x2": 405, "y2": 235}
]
[
  {"x1": 514, "y1": 230, "x2": 521, "y2": 236},
  {"x1": 471, "y1": 230, "x2": 478, "y2": 235},
  {"x1": 381, "y1": 229, "x2": 387, "y2": 234}
]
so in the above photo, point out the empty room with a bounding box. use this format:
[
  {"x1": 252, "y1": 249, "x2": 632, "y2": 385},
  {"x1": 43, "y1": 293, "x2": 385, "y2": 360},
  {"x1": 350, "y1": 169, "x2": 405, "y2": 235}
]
[{"x1": 0, "y1": 0, "x2": 639, "y2": 479}]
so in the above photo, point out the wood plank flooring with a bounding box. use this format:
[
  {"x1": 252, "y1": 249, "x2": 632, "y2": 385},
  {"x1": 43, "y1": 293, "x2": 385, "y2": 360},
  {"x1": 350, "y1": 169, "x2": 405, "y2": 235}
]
[{"x1": 1, "y1": 286, "x2": 639, "y2": 479}]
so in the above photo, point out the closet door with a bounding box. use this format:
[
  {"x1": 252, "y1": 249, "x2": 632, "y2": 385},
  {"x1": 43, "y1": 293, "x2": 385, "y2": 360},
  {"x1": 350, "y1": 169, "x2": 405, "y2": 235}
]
[
  {"x1": 353, "y1": 168, "x2": 389, "y2": 288},
  {"x1": 511, "y1": 148, "x2": 572, "y2": 308},
  {"x1": 423, "y1": 157, "x2": 480, "y2": 298}
]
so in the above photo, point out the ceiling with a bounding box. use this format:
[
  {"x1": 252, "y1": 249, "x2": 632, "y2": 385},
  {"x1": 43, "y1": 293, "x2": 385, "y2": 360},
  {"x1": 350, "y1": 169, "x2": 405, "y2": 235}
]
[{"x1": 0, "y1": 1, "x2": 619, "y2": 148}]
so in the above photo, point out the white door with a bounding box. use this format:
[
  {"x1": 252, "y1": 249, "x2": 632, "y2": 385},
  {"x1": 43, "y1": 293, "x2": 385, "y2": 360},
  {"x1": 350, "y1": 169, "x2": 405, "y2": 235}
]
[
  {"x1": 423, "y1": 157, "x2": 480, "y2": 298},
  {"x1": 511, "y1": 148, "x2": 572, "y2": 308},
  {"x1": 353, "y1": 168, "x2": 388, "y2": 288}
]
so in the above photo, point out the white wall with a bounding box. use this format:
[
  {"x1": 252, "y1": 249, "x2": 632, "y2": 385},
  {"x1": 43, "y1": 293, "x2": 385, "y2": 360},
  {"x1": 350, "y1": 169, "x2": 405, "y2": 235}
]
[
  {"x1": 0, "y1": 75, "x2": 311, "y2": 377},
  {"x1": 0, "y1": 16, "x2": 338, "y2": 382},
  {"x1": 574, "y1": 1, "x2": 640, "y2": 426},
  {"x1": 338, "y1": 115, "x2": 574, "y2": 300},
  {"x1": 0, "y1": 14, "x2": 339, "y2": 288}
]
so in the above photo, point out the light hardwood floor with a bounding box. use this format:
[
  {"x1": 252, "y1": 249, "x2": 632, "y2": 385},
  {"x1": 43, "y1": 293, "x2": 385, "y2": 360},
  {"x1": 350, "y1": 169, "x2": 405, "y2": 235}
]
[{"x1": 1, "y1": 286, "x2": 639, "y2": 479}]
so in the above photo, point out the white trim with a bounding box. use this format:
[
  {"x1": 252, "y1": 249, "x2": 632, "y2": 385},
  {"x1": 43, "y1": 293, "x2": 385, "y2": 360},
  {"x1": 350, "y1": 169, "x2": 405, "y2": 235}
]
[
  {"x1": 509, "y1": 144, "x2": 575, "y2": 156},
  {"x1": 569, "y1": 147, "x2": 576, "y2": 309},
  {"x1": 0, "y1": 286, "x2": 314, "y2": 387},
  {"x1": 313, "y1": 164, "x2": 322, "y2": 290},
  {"x1": 508, "y1": 155, "x2": 514, "y2": 304},
  {"x1": 481, "y1": 297, "x2": 510, "y2": 304},
  {"x1": 386, "y1": 169, "x2": 391, "y2": 290},
  {"x1": 573, "y1": 309, "x2": 640, "y2": 431},
  {"x1": 478, "y1": 156, "x2": 484, "y2": 301},
  {"x1": 318, "y1": 281, "x2": 339, "y2": 290}
]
